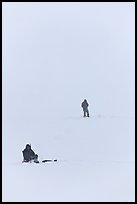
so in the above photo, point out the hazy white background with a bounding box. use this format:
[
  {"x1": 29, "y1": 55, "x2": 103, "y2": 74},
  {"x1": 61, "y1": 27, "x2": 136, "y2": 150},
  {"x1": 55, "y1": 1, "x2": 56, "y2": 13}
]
[{"x1": 2, "y1": 2, "x2": 135, "y2": 202}]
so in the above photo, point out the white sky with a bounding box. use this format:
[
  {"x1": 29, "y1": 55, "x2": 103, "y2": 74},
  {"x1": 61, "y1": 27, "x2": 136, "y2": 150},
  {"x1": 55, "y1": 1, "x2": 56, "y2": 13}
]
[{"x1": 2, "y1": 2, "x2": 135, "y2": 121}]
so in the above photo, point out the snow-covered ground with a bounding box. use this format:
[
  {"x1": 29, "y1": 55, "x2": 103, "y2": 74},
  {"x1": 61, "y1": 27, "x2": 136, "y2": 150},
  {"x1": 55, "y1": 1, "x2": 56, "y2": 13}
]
[
  {"x1": 2, "y1": 114, "x2": 135, "y2": 202},
  {"x1": 2, "y1": 2, "x2": 135, "y2": 202}
]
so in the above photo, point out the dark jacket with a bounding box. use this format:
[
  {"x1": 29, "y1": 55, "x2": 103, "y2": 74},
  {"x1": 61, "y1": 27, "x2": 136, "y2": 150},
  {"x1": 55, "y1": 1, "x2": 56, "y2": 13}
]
[
  {"x1": 81, "y1": 100, "x2": 89, "y2": 110},
  {"x1": 22, "y1": 144, "x2": 36, "y2": 162}
]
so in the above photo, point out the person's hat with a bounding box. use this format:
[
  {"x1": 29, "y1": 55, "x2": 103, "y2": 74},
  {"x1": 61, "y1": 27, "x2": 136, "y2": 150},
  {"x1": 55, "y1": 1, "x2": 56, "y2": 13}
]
[{"x1": 26, "y1": 144, "x2": 31, "y2": 148}]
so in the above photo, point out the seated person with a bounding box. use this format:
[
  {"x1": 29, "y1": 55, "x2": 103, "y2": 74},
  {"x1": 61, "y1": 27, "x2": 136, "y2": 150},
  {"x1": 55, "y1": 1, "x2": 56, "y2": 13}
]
[{"x1": 22, "y1": 144, "x2": 39, "y2": 163}]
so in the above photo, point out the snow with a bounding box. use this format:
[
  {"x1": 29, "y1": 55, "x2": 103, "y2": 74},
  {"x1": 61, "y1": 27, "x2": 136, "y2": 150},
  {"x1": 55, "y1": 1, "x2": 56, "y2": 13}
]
[
  {"x1": 2, "y1": 2, "x2": 135, "y2": 202},
  {"x1": 2, "y1": 116, "x2": 135, "y2": 202}
]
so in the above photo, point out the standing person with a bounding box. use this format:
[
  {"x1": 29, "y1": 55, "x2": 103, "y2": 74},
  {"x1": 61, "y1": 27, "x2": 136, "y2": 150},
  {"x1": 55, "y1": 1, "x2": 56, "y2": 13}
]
[{"x1": 81, "y1": 99, "x2": 90, "y2": 117}]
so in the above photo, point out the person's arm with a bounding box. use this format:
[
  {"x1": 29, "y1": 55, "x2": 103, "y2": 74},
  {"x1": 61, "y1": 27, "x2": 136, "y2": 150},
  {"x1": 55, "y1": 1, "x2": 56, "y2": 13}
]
[
  {"x1": 30, "y1": 149, "x2": 36, "y2": 156},
  {"x1": 86, "y1": 101, "x2": 89, "y2": 107}
]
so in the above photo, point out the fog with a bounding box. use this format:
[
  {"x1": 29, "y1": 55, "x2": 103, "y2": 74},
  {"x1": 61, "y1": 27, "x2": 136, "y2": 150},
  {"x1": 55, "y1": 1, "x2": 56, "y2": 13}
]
[
  {"x1": 2, "y1": 2, "x2": 135, "y2": 202},
  {"x1": 3, "y1": 2, "x2": 135, "y2": 118}
]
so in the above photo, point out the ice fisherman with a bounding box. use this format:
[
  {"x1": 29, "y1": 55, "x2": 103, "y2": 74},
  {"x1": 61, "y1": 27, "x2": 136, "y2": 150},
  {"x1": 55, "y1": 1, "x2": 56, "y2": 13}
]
[
  {"x1": 22, "y1": 144, "x2": 39, "y2": 163},
  {"x1": 81, "y1": 99, "x2": 90, "y2": 117}
]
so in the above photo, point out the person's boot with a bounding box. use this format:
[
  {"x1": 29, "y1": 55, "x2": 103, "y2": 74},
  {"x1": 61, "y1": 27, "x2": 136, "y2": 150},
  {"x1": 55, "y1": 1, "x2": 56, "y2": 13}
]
[{"x1": 87, "y1": 110, "x2": 89, "y2": 117}]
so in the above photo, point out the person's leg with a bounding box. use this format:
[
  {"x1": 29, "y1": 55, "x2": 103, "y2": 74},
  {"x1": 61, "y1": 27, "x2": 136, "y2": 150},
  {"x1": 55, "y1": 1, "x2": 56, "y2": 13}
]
[
  {"x1": 34, "y1": 154, "x2": 39, "y2": 163},
  {"x1": 30, "y1": 154, "x2": 37, "y2": 161},
  {"x1": 87, "y1": 109, "x2": 89, "y2": 117},
  {"x1": 83, "y1": 110, "x2": 86, "y2": 117}
]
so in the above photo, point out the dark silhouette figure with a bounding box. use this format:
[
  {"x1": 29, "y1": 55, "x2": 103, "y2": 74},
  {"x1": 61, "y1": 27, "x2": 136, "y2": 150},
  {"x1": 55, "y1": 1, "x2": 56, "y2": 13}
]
[
  {"x1": 81, "y1": 99, "x2": 90, "y2": 117},
  {"x1": 22, "y1": 144, "x2": 39, "y2": 163}
]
